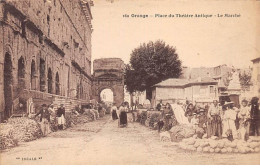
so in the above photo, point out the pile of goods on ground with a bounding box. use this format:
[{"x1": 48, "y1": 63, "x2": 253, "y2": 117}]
[
  {"x1": 0, "y1": 123, "x2": 18, "y2": 150},
  {"x1": 127, "y1": 112, "x2": 134, "y2": 122},
  {"x1": 6, "y1": 117, "x2": 42, "y2": 142},
  {"x1": 169, "y1": 124, "x2": 197, "y2": 142},
  {"x1": 139, "y1": 110, "x2": 148, "y2": 125},
  {"x1": 105, "y1": 107, "x2": 111, "y2": 114},
  {"x1": 178, "y1": 136, "x2": 260, "y2": 154},
  {"x1": 98, "y1": 108, "x2": 106, "y2": 118},
  {"x1": 145, "y1": 111, "x2": 161, "y2": 130},
  {"x1": 64, "y1": 112, "x2": 72, "y2": 128},
  {"x1": 83, "y1": 109, "x2": 98, "y2": 121},
  {"x1": 70, "y1": 114, "x2": 91, "y2": 125},
  {"x1": 132, "y1": 111, "x2": 138, "y2": 122},
  {"x1": 103, "y1": 105, "x2": 111, "y2": 114}
]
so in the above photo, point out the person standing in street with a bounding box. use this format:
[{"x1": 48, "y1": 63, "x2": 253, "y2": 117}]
[
  {"x1": 185, "y1": 103, "x2": 196, "y2": 123},
  {"x1": 156, "y1": 100, "x2": 163, "y2": 111},
  {"x1": 250, "y1": 97, "x2": 260, "y2": 136},
  {"x1": 118, "y1": 102, "x2": 128, "y2": 127},
  {"x1": 238, "y1": 99, "x2": 251, "y2": 141},
  {"x1": 207, "y1": 100, "x2": 222, "y2": 138},
  {"x1": 57, "y1": 104, "x2": 65, "y2": 130},
  {"x1": 35, "y1": 104, "x2": 51, "y2": 136},
  {"x1": 163, "y1": 103, "x2": 174, "y2": 131},
  {"x1": 222, "y1": 102, "x2": 238, "y2": 140},
  {"x1": 111, "y1": 103, "x2": 118, "y2": 120},
  {"x1": 48, "y1": 104, "x2": 55, "y2": 113},
  {"x1": 48, "y1": 104, "x2": 56, "y2": 131}
]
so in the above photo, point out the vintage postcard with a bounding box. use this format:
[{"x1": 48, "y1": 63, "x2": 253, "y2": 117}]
[{"x1": 0, "y1": 0, "x2": 260, "y2": 165}]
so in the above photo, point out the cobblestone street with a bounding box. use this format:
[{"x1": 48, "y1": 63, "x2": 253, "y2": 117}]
[{"x1": 1, "y1": 115, "x2": 260, "y2": 165}]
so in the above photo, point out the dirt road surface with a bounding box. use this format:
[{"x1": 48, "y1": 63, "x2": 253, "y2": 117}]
[{"x1": 1, "y1": 115, "x2": 259, "y2": 165}]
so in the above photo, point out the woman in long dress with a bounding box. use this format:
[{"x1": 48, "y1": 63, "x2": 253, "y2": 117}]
[
  {"x1": 163, "y1": 103, "x2": 175, "y2": 131},
  {"x1": 111, "y1": 103, "x2": 118, "y2": 120},
  {"x1": 118, "y1": 102, "x2": 128, "y2": 127}
]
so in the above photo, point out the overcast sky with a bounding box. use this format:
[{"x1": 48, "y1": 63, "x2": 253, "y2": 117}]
[{"x1": 91, "y1": 0, "x2": 259, "y2": 69}]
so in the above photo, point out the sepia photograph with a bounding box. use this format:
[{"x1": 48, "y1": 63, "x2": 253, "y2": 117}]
[{"x1": 0, "y1": 0, "x2": 260, "y2": 165}]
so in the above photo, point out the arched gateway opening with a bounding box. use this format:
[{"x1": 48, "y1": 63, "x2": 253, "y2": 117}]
[{"x1": 100, "y1": 88, "x2": 114, "y2": 104}]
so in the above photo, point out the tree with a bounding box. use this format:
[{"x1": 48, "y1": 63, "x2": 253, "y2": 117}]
[
  {"x1": 239, "y1": 70, "x2": 252, "y2": 92},
  {"x1": 125, "y1": 40, "x2": 182, "y2": 101}
]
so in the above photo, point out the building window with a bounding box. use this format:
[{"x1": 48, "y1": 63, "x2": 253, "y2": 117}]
[
  {"x1": 40, "y1": 59, "x2": 46, "y2": 92},
  {"x1": 55, "y1": 72, "x2": 60, "y2": 95},
  {"x1": 31, "y1": 60, "x2": 36, "y2": 90},
  {"x1": 18, "y1": 57, "x2": 26, "y2": 90},
  {"x1": 48, "y1": 68, "x2": 53, "y2": 94},
  {"x1": 210, "y1": 86, "x2": 215, "y2": 93},
  {"x1": 200, "y1": 85, "x2": 207, "y2": 95}
]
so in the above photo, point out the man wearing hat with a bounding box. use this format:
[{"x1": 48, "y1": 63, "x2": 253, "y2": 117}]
[
  {"x1": 57, "y1": 104, "x2": 65, "y2": 130},
  {"x1": 222, "y1": 101, "x2": 237, "y2": 139},
  {"x1": 207, "y1": 100, "x2": 222, "y2": 138},
  {"x1": 35, "y1": 104, "x2": 51, "y2": 136}
]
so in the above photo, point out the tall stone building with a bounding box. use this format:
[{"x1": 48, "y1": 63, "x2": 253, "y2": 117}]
[{"x1": 0, "y1": 0, "x2": 93, "y2": 120}]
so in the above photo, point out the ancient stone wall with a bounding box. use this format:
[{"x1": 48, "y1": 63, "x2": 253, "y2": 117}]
[{"x1": 0, "y1": 0, "x2": 93, "y2": 120}]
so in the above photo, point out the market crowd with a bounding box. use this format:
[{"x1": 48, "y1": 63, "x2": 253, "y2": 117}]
[
  {"x1": 155, "y1": 97, "x2": 260, "y2": 141},
  {"x1": 33, "y1": 102, "x2": 109, "y2": 136}
]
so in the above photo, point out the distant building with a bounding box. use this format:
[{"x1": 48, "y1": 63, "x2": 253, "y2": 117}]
[
  {"x1": 151, "y1": 77, "x2": 218, "y2": 108},
  {"x1": 251, "y1": 57, "x2": 260, "y2": 97},
  {"x1": 181, "y1": 64, "x2": 232, "y2": 84}
]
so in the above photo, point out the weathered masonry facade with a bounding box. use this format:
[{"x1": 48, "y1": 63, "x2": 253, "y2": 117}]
[
  {"x1": 0, "y1": 0, "x2": 93, "y2": 120},
  {"x1": 92, "y1": 58, "x2": 125, "y2": 107}
]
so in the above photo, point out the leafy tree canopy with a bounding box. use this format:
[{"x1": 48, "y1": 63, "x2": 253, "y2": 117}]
[
  {"x1": 125, "y1": 40, "x2": 182, "y2": 93},
  {"x1": 239, "y1": 70, "x2": 252, "y2": 91}
]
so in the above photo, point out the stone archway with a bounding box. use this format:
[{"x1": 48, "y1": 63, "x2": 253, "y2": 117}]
[{"x1": 92, "y1": 58, "x2": 124, "y2": 107}]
